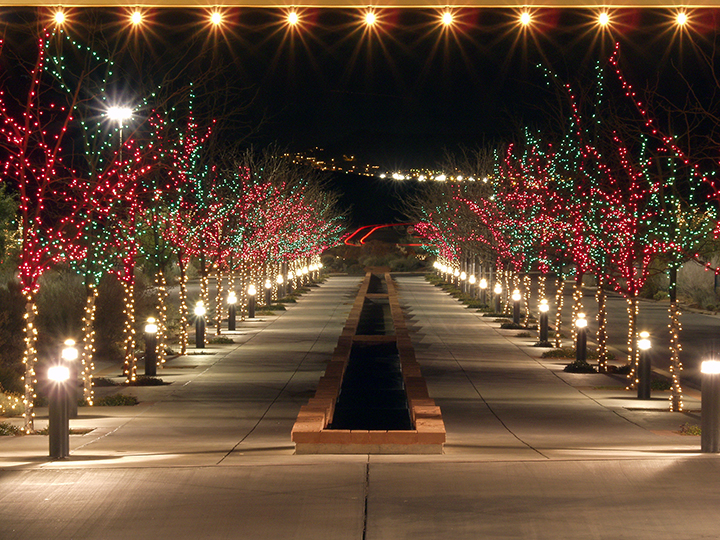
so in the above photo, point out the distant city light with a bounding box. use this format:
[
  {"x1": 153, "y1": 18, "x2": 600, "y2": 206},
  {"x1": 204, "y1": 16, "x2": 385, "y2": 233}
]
[{"x1": 436, "y1": 174, "x2": 447, "y2": 182}]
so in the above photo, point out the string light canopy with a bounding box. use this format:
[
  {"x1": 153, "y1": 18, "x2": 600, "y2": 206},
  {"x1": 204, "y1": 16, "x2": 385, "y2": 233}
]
[{"x1": 12, "y1": 0, "x2": 720, "y2": 6}]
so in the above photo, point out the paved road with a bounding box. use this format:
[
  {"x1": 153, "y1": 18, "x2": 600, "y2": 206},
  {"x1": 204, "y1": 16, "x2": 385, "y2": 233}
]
[{"x1": 2, "y1": 275, "x2": 717, "y2": 540}]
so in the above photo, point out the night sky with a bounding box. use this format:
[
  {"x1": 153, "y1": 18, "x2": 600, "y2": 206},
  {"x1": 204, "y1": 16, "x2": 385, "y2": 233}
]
[
  {"x1": 2, "y1": 7, "x2": 718, "y2": 225},
  {"x1": 3, "y1": 7, "x2": 717, "y2": 165}
]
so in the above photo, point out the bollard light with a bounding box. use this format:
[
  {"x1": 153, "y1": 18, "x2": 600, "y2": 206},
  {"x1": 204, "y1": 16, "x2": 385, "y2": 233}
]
[
  {"x1": 247, "y1": 284, "x2": 257, "y2": 319},
  {"x1": 702, "y1": 360, "x2": 720, "y2": 453},
  {"x1": 538, "y1": 298, "x2": 550, "y2": 344},
  {"x1": 575, "y1": 312, "x2": 588, "y2": 329},
  {"x1": 144, "y1": 317, "x2": 158, "y2": 376},
  {"x1": 48, "y1": 365, "x2": 70, "y2": 459},
  {"x1": 48, "y1": 365, "x2": 70, "y2": 382},
  {"x1": 460, "y1": 272, "x2": 467, "y2": 281},
  {"x1": 145, "y1": 317, "x2": 158, "y2": 335},
  {"x1": 227, "y1": 291, "x2": 237, "y2": 331},
  {"x1": 637, "y1": 331, "x2": 652, "y2": 400},
  {"x1": 62, "y1": 339, "x2": 78, "y2": 361},
  {"x1": 494, "y1": 283, "x2": 502, "y2": 313},
  {"x1": 195, "y1": 301, "x2": 206, "y2": 349},
  {"x1": 511, "y1": 288, "x2": 521, "y2": 324},
  {"x1": 264, "y1": 279, "x2": 273, "y2": 306},
  {"x1": 468, "y1": 275, "x2": 476, "y2": 285},
  {"x1": 61, "y1": 339, "x2": 79, "y2": 418},
  {"x1": 276, "y1": 273, "x2": 286, "y2": 300},
  {"x1": 575, "y1": 313, "x2": 588, "y2": 364}
]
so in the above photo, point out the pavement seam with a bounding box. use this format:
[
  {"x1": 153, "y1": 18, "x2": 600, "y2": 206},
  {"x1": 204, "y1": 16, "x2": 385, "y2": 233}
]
[
  {"x1": 399, "y1": 277, "x2": 550, "y2": 460},
  {"x1": 216, "y1": 283, "x2": 351, "y2": 465}
]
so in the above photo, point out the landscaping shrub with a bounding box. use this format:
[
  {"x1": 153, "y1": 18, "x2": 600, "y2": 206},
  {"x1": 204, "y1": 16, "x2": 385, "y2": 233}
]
[{"x1": 95, "y1": 394, "x2": 139, "y2": 406}]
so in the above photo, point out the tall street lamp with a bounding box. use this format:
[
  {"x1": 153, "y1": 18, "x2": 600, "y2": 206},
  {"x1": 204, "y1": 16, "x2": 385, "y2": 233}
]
[{"x1": 106, "y1": 106, "x2": 133, "y2": 163}]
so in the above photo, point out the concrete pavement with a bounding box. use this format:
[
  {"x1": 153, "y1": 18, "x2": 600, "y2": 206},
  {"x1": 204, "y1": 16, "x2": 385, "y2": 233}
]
[{"x1": 0, "y1": 274, "x2": 717, "y2": 540}]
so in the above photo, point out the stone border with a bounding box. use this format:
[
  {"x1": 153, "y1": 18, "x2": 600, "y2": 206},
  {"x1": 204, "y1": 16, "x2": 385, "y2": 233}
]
[{"x1": 292, "y1": 273, "x2": 446, "y2": 454}]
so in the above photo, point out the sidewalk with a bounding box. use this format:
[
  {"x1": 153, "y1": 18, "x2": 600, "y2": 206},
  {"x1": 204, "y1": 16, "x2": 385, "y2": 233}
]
[{"x1": 0, "y1": 275, "x2": 717, "y2": 540}]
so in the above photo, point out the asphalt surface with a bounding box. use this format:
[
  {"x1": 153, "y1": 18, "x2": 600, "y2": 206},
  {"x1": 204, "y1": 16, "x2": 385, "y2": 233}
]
[{"x1": 0, "y1": 275, "x2": 717, "y2": 540}]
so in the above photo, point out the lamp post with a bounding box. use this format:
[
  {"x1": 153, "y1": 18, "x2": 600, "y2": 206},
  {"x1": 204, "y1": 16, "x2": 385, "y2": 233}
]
[
  {"x1": 264, "y1": 279, "x2": 272, "y2": 306},
  {"x1": 247, "y1": 284, "x2": 257, "y2": 319},
  {"x1": 277, "y1": 274, "x2": 285, "y2": 300},
  {"x1": 637, "y1": 332, "x2": 652, "y2": 400},
  {"x1": 511, "y1": 288, "x2": 522, "y2": 325},
  {"x1": 575, "y1": 313, "x2": 588, "y2": 364},
  {"x1": 701, "y1": 360, "x2": 720, "y2": 453},
  {"x1": 48, "y1": 365, "x2": 70, "y2": 459},
  {"x1": 479, "y1": 278, "x2": 488, "y2": 305},
  {"x1": 453, "y1": 269, "x2": 460, "y2": 287},
  {"x1": 494, "y1": 283, "x2": 502, "y2": 313},
  {"x1": 460, "y1": 271, "x2": 467, "y2": 294},
  {"x1": 61, "y1": 340, "x2": 79, "y2": 419},
  {"x1": 144, "y1": 317, "x2": 158, "y2": 376},
  {"x1": 106, "y1": 106, "x2": 133, "y2": 163},
  {"x1": 287, "y1": 271, "x2": 294, "y2": 294},
  {"x1": 195, "y1": 301, "x2": 206, "y2": 349},
  {"x1": 538, "y1": 299, "x2": 550, "y2": 345},
  {"x1": 227, "y1": 291, "x2": 237, "y2": 331}
]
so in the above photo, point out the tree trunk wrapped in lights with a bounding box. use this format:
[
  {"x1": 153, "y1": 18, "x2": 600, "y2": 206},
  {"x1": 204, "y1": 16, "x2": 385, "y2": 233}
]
[
  {"x1": 554, "y1": 277, "x2": 565, "y2": 348},
  {"x1": 595, "y1": 277, "x2": 610, "y2": 372},
  {"x1": 81, "y1": 285, "x2": 99, "y2": 405}
]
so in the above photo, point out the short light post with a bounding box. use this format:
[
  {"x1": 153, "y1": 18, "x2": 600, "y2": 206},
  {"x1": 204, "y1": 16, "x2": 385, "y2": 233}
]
[
  {"x1": 264, "y1": 279, "x2": 273, "y2": 306},
  {"x1": 195, "y1": 301, "x2": 206, "y2": 349},
  {"x1": 512, "y1": 288, "x2": 522, "y2": 325},
  {"x1": 453, "y1": 269, "x2": 460, "y2": 287},
  {"x1": 637, "y1": 332, "x2": 652, "y2": 400},
  {"x1": 468, "y1": 274, "x2": 477, "y2": 298},
  {"x1": 247, "y1": 284, "x2": 257, "y2": 319},
  {"x1": 277, "y1": 274, "x2": 285, "y2": 300},
  {"x1": 538, "y1": 299, "x2": 550, "y2": 345},
  {"x1": 302, "y1": 266, "x2": 309, "y2": 286},
  {"x1": 460, "y1": 271, "x2": 467, "y2": 294},
  {"x1": 575, "y1": 312, "x2": 588, "y2": 364},
  {"x1": 61, "y1": 339, "x2": 79, "y2": 419},
  {"x1": 144, "y1": 317, "x2": 158, "y2": 376},
  {"x1": 701, "y1": 360, "x2": 720, "y2": 453},
  {"x1": 48, "y1": 365, "x2": 70, "y2": 459},
  {"x1": 227, "y1": 291, "x2": 237, "y2": 331},
  {"x1": 479, "y1": 278, "x2": 488, "y2": 305},
  {"x1": 494, "y1": 283, "x2": 502, "y2": 313},
  {"x1": 287, "y1": 271, "x2": 294, "y2": 294}
]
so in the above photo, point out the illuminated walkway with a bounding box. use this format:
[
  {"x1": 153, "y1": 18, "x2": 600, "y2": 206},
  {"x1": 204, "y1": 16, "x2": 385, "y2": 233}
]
[{"x1": 0, "y1": 275, "x2": 716, "y2": 540}]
